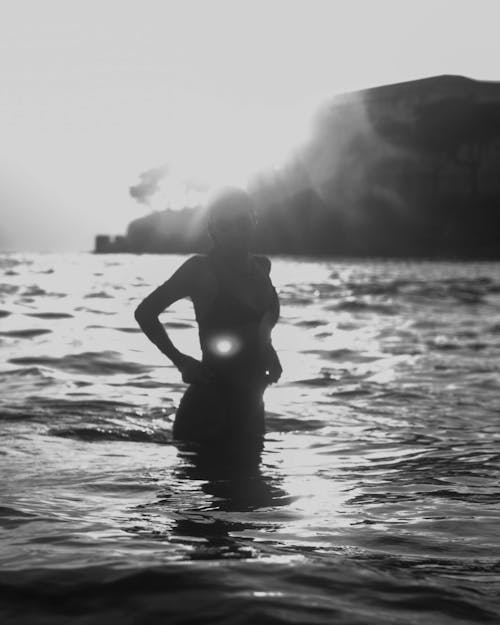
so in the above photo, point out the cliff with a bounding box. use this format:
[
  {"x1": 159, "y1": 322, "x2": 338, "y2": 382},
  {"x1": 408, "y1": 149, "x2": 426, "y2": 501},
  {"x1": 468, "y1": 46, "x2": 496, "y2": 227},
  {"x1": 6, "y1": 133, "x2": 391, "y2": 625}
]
[{"x1": 95, "y1": 75, "x2": 500, "y2": 258}]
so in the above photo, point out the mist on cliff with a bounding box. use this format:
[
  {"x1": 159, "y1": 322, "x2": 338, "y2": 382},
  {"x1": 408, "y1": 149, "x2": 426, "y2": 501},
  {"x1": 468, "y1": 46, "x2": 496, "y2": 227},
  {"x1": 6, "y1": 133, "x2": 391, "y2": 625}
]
[
  {"x1": 129, "y1": 164, "x2": 215, "y2": 213},
  {"x1": 127, "y1": 90, "x2": 406, "y2": 227},
  {"x1": 252, "y1": 92, "x2": 409, "y2": 214}
]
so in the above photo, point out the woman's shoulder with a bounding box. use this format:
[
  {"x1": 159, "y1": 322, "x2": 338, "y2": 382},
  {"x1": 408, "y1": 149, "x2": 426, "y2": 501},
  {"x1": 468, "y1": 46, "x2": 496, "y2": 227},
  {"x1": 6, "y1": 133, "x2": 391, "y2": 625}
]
[
  {"x1": 182, "y1": 254, "x2": 216, "y2": 285},
  {"x1": 252, "y1": 254, "x2": 271, "y2": 274}
]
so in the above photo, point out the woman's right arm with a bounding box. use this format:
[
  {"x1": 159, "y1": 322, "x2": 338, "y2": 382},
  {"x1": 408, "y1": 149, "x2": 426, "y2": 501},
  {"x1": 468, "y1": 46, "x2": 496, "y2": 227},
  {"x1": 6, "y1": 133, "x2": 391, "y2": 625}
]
[
  {"x1": 134, "y1": 256, "x2": 216, "y2": 385},
  {"x1": 134, "y1": 256, "x2": 199, "y2": 368}
]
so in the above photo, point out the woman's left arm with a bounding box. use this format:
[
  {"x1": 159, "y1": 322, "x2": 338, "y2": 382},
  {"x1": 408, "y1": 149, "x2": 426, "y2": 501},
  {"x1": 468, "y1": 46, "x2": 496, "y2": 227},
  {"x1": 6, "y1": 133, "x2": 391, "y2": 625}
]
[
  {"x1": 256, "y1": 255, "x2": 280, "y2": 345},
  {"x1": 257, "y1": 257, "x2": 282, "y2": 383},
  {"x1": 261, "y1": 301, "x2": 282, "y2": 383},
  {"x1": 260, "y1": 287, "x2": 280, "y2": 345}
]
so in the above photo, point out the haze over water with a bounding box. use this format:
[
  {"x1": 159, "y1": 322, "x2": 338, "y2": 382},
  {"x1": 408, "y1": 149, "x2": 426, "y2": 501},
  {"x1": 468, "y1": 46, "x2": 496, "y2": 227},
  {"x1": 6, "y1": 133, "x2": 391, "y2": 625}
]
[{"x1": 1, "y1": 252, "x2": 500, "y2": 624}]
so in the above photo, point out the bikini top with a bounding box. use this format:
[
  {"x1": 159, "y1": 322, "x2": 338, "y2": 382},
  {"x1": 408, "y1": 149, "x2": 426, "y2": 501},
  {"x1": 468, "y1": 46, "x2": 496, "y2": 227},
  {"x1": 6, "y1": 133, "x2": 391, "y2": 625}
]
[{"x1": 197, "y1": 252, "x2": 277, "y2": 332}]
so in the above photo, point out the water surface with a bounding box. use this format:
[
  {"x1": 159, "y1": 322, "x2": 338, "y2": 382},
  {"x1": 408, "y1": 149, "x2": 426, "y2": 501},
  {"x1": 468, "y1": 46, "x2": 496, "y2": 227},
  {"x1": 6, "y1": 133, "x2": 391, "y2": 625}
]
[{"x1": 1, "y1": 252, "x2": 499, "y2": 624}]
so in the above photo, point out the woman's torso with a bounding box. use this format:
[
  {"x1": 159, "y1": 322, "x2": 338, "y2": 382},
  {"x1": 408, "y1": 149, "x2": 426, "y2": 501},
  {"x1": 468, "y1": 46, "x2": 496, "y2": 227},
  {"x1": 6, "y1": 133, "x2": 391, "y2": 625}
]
[{"x1": 192, "y1": 251, "x2": 278, "y2": 387}]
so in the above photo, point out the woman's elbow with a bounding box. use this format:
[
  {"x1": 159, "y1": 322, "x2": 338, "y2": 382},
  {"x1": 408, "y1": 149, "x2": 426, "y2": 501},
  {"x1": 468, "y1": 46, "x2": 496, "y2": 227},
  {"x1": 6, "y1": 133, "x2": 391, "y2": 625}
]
[{"x1": 134, "y1": 304, "x2": 156, "y2": 324}]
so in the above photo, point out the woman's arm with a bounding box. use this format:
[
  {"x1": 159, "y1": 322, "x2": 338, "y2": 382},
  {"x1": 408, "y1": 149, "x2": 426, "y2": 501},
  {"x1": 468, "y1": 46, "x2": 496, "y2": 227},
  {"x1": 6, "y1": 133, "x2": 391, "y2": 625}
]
[
  {"x1": 261, "y1": 297, "x2": 282, "y2": 383},
  {"x1": 256, "y1": 257, "x2": 282, "y2": 383},
  {"x1": 259, "y1": 287, "x2": 280, "y2": 346},
  {"x1": 134, "y1": 256, "x2": 200, "y2": 367},
  {"x1": 256, "y1": 255, "x2": 280, "y2": 345}
]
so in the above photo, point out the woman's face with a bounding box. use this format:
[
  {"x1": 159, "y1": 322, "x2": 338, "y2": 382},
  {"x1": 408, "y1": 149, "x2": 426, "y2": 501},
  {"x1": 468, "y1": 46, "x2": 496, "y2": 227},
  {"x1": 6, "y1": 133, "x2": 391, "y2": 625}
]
[{"x1": 210, "y1": 208, "x2": 256, "y2": 252}]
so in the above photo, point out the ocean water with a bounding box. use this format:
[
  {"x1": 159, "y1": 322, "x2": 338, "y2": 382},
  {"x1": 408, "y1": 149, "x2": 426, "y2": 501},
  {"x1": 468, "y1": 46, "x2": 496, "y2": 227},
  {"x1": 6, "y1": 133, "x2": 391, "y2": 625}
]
[{"x1": 1, "y1": 252, "x2": 499, "y2": 625}]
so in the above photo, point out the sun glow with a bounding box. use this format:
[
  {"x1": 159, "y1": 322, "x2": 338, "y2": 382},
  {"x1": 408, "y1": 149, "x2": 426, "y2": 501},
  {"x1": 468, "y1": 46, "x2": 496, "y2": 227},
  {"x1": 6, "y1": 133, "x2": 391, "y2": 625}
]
[
  {"x1": 208, "y1": 334, "x2": 242, "y2": 358},
  {"x1": 215, "y1": 339, "x2": 233, "y2": 354}
]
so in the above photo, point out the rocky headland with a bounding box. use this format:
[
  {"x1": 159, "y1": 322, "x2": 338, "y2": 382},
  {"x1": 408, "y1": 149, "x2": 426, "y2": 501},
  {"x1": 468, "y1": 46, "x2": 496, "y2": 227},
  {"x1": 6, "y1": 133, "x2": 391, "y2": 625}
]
[{"x1": 95, "y1": 75, "x2": 500, "y2": 258}]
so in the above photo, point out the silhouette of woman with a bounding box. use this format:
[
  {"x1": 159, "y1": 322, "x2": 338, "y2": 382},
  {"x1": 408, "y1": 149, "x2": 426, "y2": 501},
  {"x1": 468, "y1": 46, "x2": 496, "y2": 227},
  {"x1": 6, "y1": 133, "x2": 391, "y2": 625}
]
[{"x1": 134, "y1": 188, "x2": 282, "y2": 467}]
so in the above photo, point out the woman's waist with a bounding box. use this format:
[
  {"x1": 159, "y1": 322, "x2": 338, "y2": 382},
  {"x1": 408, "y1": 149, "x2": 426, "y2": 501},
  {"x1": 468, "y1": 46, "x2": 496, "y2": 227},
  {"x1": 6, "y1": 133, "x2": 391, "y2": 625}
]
[
  {"x1": 201, "y1": 352, "x2": 269, "y2": 391},
  {"x1": 199, "y1": 324, "x2": 266, "y2": 360},
  {"x1": 202, "y1": 354, "x2": 268, "y2": 381}
]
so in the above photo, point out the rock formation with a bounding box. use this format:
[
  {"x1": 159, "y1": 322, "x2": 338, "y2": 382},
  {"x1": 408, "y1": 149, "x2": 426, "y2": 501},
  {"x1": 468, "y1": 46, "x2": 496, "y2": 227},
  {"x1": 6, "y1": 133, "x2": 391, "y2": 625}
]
[{"x1": 95, "y1": 75, "x2": 500, "y2": 258}]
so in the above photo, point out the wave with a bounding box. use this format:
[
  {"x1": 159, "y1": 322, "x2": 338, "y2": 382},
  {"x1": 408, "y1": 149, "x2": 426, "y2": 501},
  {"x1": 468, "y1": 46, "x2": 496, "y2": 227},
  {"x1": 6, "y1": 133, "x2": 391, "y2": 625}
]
[
  {"x1": 0, "y1": 396, "x2": 176, "y2": 424},
  {"x1": 114, "y1": 326, "x2": 141, "y2": 333},
  {"x1": 303, "y1": 348, "x2": 381, "y2": 362},
  {"x1": 24, "y1": 312, "x2": 74, "y2": 319},
  {"x1": 7, "y1": 351, "x2": 153, "y2": 375},
  {"x1": 0, "y1": 365, "x2": 53, "y2": 377},
  {"x1": 0, "y1": 256, "x2": 24, "y2": 270},
  {"x1": 293, "y1": 376, "x2": 338, "y2": 387},
  {"x1": 48, "y1": 426, "x2": 172, "y2": 444},
  {"x1": 345, "y1": 276, "x2": 498, "y2": 301},
  {"x1": 74, "y1": 306, "x2": 116, "y2": 315},
  {"x1": 0, "y1": 283, "x2": 19, "y2": 295},
  {"x1": 84, "y1": 291, "x2": 114, "y2": 298},
  {"x1": 21, "y1": 285, "x2": 47, "y2": 297},
  {"x1": 295, "y1": 319, "x2": 329, "y2": 328},
  {"x1": 0, "y1": 506, "x2": 40, "y2": 530},
  {"x1": 265, "y1": 414, "x2": 326, "y2": 432},
  {"x1": 0, "y1": 328, "x2": 52, "y2": 338},
  {"x1": 329, "y1": 299, "x2": 399, "y2": 314},
  {"x1": 0, "y1": 561, "x2": 496, "y2": 625}
]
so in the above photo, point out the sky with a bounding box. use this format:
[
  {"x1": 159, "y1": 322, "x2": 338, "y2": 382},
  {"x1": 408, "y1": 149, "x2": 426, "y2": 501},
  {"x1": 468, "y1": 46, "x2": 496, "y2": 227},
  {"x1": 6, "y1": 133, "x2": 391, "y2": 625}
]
[{"x1": 1, "y1": 0, "x2": 500, "y2": 252}]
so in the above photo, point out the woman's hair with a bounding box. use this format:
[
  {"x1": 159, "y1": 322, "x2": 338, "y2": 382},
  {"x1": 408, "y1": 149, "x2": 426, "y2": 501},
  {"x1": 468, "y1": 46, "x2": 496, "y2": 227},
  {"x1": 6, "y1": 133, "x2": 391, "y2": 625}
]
[{"x1": 206, "y1": 187, "x2": 256, "y2": 230}]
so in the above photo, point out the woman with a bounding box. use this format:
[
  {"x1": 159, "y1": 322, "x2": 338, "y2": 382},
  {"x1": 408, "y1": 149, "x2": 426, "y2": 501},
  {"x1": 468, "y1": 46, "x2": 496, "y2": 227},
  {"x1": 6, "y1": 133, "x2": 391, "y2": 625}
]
[{"x1": 134, "y1": 187, "x2": 282, "y2": 466}]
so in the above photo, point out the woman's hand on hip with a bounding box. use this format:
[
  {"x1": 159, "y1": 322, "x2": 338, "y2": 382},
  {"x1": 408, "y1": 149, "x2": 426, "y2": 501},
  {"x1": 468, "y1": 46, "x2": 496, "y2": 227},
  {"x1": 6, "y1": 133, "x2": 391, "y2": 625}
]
[
  {"x1": 263, "y1": 344, "x2": 282, "y2": 384},
  {"x1": 174, "y1": 353, "x2": 217, "y2": 385}
]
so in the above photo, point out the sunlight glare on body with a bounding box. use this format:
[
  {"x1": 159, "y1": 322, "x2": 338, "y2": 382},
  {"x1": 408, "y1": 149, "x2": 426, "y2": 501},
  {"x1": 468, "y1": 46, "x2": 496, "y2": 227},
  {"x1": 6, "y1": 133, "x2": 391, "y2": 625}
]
[{"x1": 208, "y1": 334, "x2": 242, "y2": 357}]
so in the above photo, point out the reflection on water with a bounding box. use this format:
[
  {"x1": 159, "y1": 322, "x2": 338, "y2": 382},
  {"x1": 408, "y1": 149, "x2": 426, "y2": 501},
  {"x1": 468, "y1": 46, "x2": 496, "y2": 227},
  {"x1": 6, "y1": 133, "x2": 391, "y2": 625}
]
[
  {"x1": 1, "y1": 253, "x2": 500, "y2": 624},
  {"x1": 125, "y1": 445, "x2": 296, "y2": 562}
]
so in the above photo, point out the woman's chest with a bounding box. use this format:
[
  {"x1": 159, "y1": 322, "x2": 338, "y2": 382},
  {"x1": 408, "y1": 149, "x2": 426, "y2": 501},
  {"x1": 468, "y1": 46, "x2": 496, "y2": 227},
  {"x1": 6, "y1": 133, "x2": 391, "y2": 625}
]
[{"x1": 192, "y1": 261, "x2": 275, "y2": 323}]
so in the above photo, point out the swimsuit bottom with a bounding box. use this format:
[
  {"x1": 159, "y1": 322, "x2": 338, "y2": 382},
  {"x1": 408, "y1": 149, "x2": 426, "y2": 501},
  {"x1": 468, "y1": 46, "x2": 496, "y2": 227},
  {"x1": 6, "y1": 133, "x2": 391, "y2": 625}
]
[{"x1": 173, "y1": 380, "x2": 266, "y2": 450}]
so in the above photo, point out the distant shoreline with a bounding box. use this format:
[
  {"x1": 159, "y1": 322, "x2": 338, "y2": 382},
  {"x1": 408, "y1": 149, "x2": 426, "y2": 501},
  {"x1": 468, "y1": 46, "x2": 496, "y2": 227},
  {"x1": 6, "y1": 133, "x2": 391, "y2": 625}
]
[
  {"x1": 95, "y1": 75, "x2": 500, "y2": 262},
  {"x1": 90, "y1": 250, "x2": 500, "y2": 262}
]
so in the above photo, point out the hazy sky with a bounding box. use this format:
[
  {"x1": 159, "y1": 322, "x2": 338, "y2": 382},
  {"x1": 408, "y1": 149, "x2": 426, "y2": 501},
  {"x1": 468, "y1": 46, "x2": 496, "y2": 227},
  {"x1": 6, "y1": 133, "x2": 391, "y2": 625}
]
[{"x1": 1, "y1": 0, "x2": 500, "y2": 252}]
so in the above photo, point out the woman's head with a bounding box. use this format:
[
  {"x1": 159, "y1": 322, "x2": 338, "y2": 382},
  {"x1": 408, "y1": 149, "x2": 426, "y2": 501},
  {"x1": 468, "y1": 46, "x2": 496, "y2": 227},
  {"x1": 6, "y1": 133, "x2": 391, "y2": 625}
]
[{"x1": 207, "y1": 187, "x2": 257, "y2": 252}]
